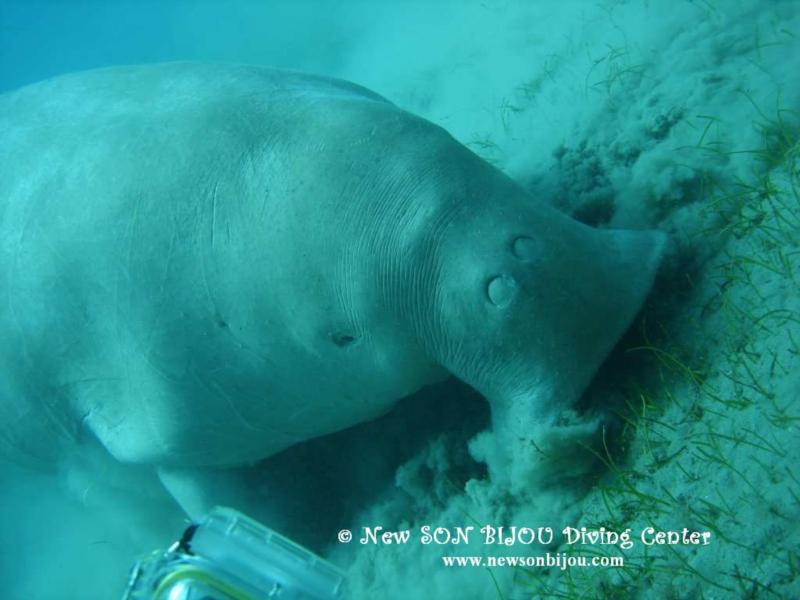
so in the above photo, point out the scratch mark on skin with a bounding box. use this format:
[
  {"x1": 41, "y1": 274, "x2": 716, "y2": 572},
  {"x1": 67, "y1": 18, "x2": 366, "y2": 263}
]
[
  {"x1": 112, "y1": 199, "x2": 131, "y2": 429},
  {"x1": 142, "y1": 214, "x2": 180, "y2": 354},
  {"x1": 198, "y1": 193, "x2": 276, "y2": 367},
  {"x1": 122, "y1": 193, "x2": 169, "y2": 458},
  {"x1": 9, "y1": 188, "x2": 39, "y2": 363},
  {"x1": 200, "y1": 228, "x2": 219, "y2": 316},
  {"x1": 261, "y1": 189, "x2": 269, "y2": 220},
  {"x1": 190, "y1": 368, "x2": 270, "y2": 434},
  {"x1": 140, "y1": 352, "x2": 182, "y2": 384},
  {"x1": 80, "y1": 481, "x2": 94, "y2": 505},
  {"x1": 210, "y1": 181, "x2": 219, "y2": 250},
  {"x1": 120, "y1": 192, "x2": 141, "y2": 396},
  {"x1": 157, "y1": 218, "x2": 179, "y2": 305}
]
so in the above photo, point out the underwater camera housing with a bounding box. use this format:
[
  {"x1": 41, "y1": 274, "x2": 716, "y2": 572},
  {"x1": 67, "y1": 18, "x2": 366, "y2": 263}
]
[{"x1": 121, "y1": 506, "x2": 347, "y2": 600}]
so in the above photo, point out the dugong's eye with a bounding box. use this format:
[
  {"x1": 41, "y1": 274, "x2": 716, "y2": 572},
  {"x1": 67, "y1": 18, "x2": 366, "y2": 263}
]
[
  {"x1": 511, "y1": 236, "x2": 538, "y2": 261},
  {"x1": 330, "y1": 331, "x2": 358, "y2": 347},
  {"x1": 486, "y1": 275, "x2": 517, "y2": 308}
]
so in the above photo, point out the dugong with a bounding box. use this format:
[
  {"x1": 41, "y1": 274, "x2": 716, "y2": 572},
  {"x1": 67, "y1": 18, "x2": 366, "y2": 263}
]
[{"x1": 0, "y1": 63, "x2": 663, "y2": 512}]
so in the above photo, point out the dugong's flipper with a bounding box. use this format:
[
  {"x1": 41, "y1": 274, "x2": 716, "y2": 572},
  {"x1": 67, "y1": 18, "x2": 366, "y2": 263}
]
[{"x1": 158, "y1": 466, "x2": 274, "y2": 524}]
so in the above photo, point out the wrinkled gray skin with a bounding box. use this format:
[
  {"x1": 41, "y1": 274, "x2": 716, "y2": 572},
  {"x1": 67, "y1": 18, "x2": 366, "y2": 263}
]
[{"x1": 0, "y1": 63, "x2": 664, "y2": 515}]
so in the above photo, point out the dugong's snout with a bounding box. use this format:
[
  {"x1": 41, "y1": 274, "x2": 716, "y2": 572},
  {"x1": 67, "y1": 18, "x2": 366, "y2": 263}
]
[
  {"x1": 429, "y1": 195, "x2": 666, "y2": 457},
  {"x1": 494, "y1": 226, "x2": 665, "y2": 442}
]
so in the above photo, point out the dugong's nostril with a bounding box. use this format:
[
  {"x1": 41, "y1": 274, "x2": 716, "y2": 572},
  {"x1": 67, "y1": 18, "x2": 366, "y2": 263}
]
[
  {"x1": 511, "y1": 236, "x2": 537, "y2": 261},
  {"x1": 487, "y1": 275, "x2": 517, "y2": 308}
]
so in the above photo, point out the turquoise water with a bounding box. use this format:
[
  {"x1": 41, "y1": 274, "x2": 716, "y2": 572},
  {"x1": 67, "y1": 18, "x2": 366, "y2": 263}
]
[{"x1": 1, "y1": 2, "x2": 799, "y2": 599}]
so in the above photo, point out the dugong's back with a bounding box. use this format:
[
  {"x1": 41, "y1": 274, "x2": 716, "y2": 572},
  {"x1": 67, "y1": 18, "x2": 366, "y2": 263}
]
[{"x1": 0, "y1": 63, "x2": 401, "y2": 466}]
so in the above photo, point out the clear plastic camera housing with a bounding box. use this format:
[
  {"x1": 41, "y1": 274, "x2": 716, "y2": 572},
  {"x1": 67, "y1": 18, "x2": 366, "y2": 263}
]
[{"x1": 122, "y1": 507, "x2": 347, "y2": 600}]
